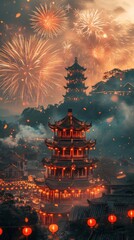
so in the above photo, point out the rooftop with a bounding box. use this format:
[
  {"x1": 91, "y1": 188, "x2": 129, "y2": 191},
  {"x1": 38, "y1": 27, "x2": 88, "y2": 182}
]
[
  {"x1": 65, "y1": 57, "x2": 86, "y2": 72},
  {"x1": 48, "y1": 109, "x2": 92, "y2": 130}
]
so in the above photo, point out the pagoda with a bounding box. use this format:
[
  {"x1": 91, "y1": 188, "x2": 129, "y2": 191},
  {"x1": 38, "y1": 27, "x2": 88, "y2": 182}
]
[
  {"x1": 42, "y1": 109, "x2": 97, "y2": 202},
  {"x1": 63, "y1": 57, "x2": 88, "y2": 102}
]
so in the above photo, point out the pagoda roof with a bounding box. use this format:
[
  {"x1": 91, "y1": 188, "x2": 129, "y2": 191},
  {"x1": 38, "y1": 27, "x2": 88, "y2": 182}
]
[
  {"x1": 64, "y1": 85, "x2": 88, "y2": 90},
  {"x1": 45, "y1": 177, "x2": 92, "y2": 190},
  {"x1": 65, "y1": 74, "x2": 87, "y2": 81},
  {"x1": 48, "y1": 109, "x2": 92, "y2": 130},
  {"x1": 43, "y1": 159, "x2": 98, "y2": 167},
  {"x1": 45, "y1": 138, "x2": 96, "y2": 149},
  {"x1": 41, "y1": 203, "x2": 72, "y2": 214},
  {"x1": 65, "y1": 57, "x2": 86, "y2": 71}
]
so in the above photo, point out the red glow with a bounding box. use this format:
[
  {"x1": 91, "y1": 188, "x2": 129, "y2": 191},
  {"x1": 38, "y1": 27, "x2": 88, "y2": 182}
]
[
  {"x1": 87, "y1": 218, "x2": 96, "y2": 228},
  {"x1": 22, "y1": 227, "x2": 32, "y2": 236},
  {"x1": 108, "y1": 214, "x2": 117, "y2": 224},
  {"x1": 128, "y1": 210, "x2": 134, "y2": 219},
  {"x1": 0, "y1": 228, "x2": 3, "y2": 235},
  {"x1": 49, "y1": 224, "x2": 58, "y2": 234}
]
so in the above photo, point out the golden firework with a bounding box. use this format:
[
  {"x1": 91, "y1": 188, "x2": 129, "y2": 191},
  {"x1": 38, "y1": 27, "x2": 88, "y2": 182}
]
[{"x1": 0, "y1": 35, "x2": 62, "y2": 105}]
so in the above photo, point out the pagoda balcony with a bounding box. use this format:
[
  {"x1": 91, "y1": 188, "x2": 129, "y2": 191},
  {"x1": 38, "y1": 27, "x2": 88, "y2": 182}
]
[
  {"x1": 46, "y1": 175, "x2": 91, "y2": 179},
  {"x1": 51, "y1": 155, "x2": 89, "y2": 161},
  {"x1": 54, "y1": 136, "x2": 86, "y2": 140}
]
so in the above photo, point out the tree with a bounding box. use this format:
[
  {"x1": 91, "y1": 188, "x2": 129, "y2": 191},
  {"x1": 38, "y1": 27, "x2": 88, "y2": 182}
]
[{"x1": 0, "y1": 193, "x2": 48, "y2": 240}]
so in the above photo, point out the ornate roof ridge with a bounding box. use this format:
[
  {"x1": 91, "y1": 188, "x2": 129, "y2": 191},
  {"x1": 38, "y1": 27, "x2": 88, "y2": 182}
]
[
  {"x1": 48, "y1": 110, "x2": 91, "y2": 130},
  {"x1": 65, "y1": 57, "x2": 86, "y2": 71}
]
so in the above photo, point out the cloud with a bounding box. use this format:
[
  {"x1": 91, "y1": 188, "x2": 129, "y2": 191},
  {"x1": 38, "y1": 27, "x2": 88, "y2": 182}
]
[
  {"x1": 120, "y1": 102, "x2": 134, "y2": 126},
  {"x1": 0, "y1": 124, "x2": 46, "y2": 147}
]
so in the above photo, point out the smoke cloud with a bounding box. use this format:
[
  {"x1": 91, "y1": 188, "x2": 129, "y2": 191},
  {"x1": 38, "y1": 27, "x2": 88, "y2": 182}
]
[{"x1": 0, "y1": 124, "x2": 46, "y2": 147}]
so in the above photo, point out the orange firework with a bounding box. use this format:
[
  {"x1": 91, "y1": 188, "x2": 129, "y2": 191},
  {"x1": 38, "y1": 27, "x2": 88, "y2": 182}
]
[
  {"x1": 30, "y1": 4, "x2": 68, "y2": 38},
  {"x1": 0, "y1": 35, "x2": 62, "y2": 105}
]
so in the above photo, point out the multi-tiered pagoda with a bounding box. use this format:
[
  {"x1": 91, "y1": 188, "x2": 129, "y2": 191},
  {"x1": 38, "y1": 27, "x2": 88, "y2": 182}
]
[
  {"x1": 42, "y1": 109, "x2": 97, "y2": 202},
  {"x1": 63, "y1": 58, "x2": 88, "y2": 102},
  {"x1": 39, "y1": 109, "x2": 98, "y2": 225}
]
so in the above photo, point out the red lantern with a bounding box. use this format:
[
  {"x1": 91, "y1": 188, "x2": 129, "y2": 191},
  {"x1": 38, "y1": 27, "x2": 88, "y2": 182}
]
[
  {"x1": 87, "y1": 218, "x2": 96, "y2": 228},
  {"x1": 22, "y1": 227, "x2": 32, "y2": 236},
  {"x1": 49, "y1": 224, "x2": 59, "y2": 234},
  {"x1": 108, "y1": 214, "x2": 117, "y2": 224},
  {"x1": 128, "y1": 210, "x2": 134, "y2": 219},
  {"x1": 0, "y1": 228, "x2": 3, "y2": 235}
]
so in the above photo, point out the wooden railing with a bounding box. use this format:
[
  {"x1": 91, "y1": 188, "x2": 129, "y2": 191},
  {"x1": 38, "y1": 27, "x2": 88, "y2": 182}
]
[
  {"x1": 51, "y1": 155, "x2": 89, "y2": 160},
  {"x1": 54, "y1": 136, "x2": 86, "y2": 140}
]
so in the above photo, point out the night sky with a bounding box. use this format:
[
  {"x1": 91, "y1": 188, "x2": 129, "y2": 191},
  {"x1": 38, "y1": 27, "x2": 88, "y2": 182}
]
[
  {"x1": 0, "y1": 0, "x2": 133, "y2": 160},
  {"x1": 0, "y1": 0, "x2": 134, "y2": 113}
]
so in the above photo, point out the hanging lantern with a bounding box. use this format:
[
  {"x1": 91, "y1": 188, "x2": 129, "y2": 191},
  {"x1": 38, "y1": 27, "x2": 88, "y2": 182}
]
[
  {"x1": 87, "y1": 218, "x2": 96, "y2": 228},
  {"x1": 108, "y1": 214, "x2": 117, "y2": 224},
  {"x1": 128, "y1": 210, "x2": 134, "y2": 219},
  {"x1": 0, "y1": 228, "x2": 3, "y2": 235},
  {"x1": 22, "y1": 227, "x2": 32, "y2": 236},
  {"x1": 49, "y1": 224, "x2": 59, "y2": 234}
]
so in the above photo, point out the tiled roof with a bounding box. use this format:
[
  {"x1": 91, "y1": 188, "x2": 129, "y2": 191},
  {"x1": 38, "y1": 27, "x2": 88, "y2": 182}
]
[
  {"x1": 69, "y1": 205, "x2": 89, "y2": 221},
  {"x1": 45, "y1": 138, "x2": 96, "y2": 148},
  {"x1": 41, "y1": 203, "x2": 72, "y2": 214},
  {"x1": 48, "y1": 109, "x2": 91, "y2": 130},
  {"x1": 88, "y1": 203, "x2": 108, "y2": 218},
  {"x1": 45, "y1": 177, "x2": 91, "y2": 190},
  {"x1": 90, "y1": 231, "x2": 125, "y2": 240},
  {"x1": 65, "y1": 57, "x2": 86, "y2": 71},
  {"x1": 44, "y1": 159, "x2": 97, "y2": 167}
]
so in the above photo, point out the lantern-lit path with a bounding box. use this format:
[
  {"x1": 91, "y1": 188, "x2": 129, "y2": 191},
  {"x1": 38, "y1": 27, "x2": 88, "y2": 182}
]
[
  {"x1": 0, "y1": 180, "x2": 105, "y2": 204},
  {"x1": 0, "y1": 180, "x2": 40, "y2": 206},
  {"x1": 0, "y1": 179, "x2": 105, "y2": 225}
]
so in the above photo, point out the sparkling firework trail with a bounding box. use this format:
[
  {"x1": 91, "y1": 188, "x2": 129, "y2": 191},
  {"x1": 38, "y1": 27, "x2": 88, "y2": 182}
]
[
  {"x1": 0, "y1": 35, "x2": 62, "y2": 104},
  {"x1": 62, "y1": 40, "x2": 72, "y2": 53},
  {"x1": 30, "y1": 3, "x2": 68, "y2": 39},
  {"x1": 74, "y1": 9, "x2": 109, "y2": 40}
]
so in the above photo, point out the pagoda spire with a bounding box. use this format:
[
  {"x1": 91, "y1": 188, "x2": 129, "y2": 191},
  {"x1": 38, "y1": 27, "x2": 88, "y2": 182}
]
[{"x1": 75, "y1": 57, "x2": 78, "y2": 63}]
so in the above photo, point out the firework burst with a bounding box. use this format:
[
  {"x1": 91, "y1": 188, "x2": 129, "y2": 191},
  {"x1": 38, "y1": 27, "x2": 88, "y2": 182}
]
[
  {"x1": 74, "y1": 9, "x2": 109, "y2": 40},
  {"x1": 30, "y1": 3, "x2": 68, "y2": 39},
  {"x1": 0, "y1": 35, "x2": 62, "y2": 105}
]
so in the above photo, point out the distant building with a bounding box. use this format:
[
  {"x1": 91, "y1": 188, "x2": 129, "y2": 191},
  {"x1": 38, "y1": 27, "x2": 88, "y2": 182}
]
[
  {"x1": 92, "y1": 68, "x2": 134, "y2": 95},
  {"x1": 63, "y1": 58, "x2": 88, "y2": 102},
  {"x1": 0, "y1": 153, "x2": 27, "y2": 180},
  {"x1": 69, "y1": 176, "x2": 134, "y2": 239}
]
